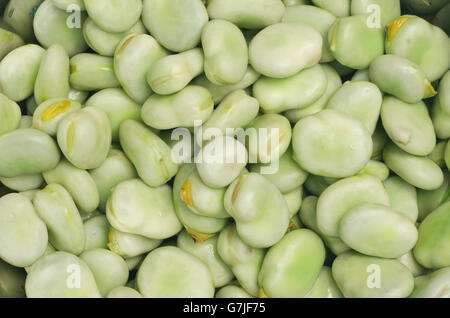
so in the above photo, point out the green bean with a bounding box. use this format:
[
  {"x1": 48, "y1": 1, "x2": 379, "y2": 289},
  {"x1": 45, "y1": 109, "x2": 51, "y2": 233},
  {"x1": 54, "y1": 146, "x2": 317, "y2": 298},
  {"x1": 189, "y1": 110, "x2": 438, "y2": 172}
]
[
  {"x1": 25, "y1": 252, "x2": 101, "y2": 298},
  {"x1": 0, "y1": 128, "x2": 61, "y2": 178},
  {"x1": 259, "y1": 229, "x2": 325, "y2": 297},
  {"x1": 114, "y1": 34, "x2": 167, "y2": 104},
  {"x1": 206, "y1": 0, "x2": 285, "y2": 29},
  {"x1": 33, "y1": 184, "x2": 85, "y2": 255},
  {"x1": 0, "y1": 44, "x2": 45, "y2": 102},
  {"x1": 0, "y1": 193, "x2": 48, "y2": 267},
  {"x1": 106, "y1": 179, "x2": 182, "y2": 239},
  {"x1": 249, "y1": 22, "x2": 322, "y2": 78},
  {"x1": 142, "y1": 0, "x2": 208, "y2": 52},
  {"x1": 80, "y1": 248, "x2": 129, "y2": 297},
  {"x1": 33, "y1": 0, "x2": 88, "y2": 57},
  {"x1": 136, "y1": 246, "x2": 215, "y2": 298},
  {"x1": 84, "y1": 0, "x2": 142, "y2": 33}
]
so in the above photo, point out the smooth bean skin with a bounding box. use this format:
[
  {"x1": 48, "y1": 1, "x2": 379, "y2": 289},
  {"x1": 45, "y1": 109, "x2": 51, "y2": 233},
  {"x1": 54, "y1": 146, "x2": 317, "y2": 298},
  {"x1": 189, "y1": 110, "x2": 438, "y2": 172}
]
[
  {"x1": 351, "y1": 0, "x2": 401, "y2": 27},
  {"x1": 292, "y1": 109, "x2": 373, "y2": 178},
  {"x1": 57, "y1": 107, "x2": 111, "y2": 170},
  {"x1": 43, "y1": 159, "x2": 99, "y2": 214},
  {"x1": 51, "y1": 0, "x2": 85, "y2": 10},
  {"x1": 106, "y1": 179, "x2": 182, "y2": 240},
  {"x1": 217, "y1": 224, "x2": 265, "y2": 297},
  {"x1": 381, "y1": 97, "x2": 436, "y2": 156},
  {"x1": 398, "y1": 251, "x2": 427, "y2": 277},
  {"x1": 316, "y1": 174, "x2": 390, "y2": 237},
  {"x1": 202, "y1": 90, "x2": 260, "y2": 138},
  {"x1": 0, "y1": 259, "x2": 26, "y2": 298},
  {"x1": 0, "y1": 44, "x2": 45, "y2": 102},
  {"x1": 22, "y1": 243, "x2": 56, "y2": 275},
  {"x1": 0, "y1": 194, "x2": 48, "y2": 267},
  {"x1": 85, "y1": 88, "x2": 141, "y2": 141},
  {"x1": 80, "y1": 210, "x2": 102, "y2": 222},
  {"x1": 384, "y1": 176, "x2": 419, "y2": 222},
  {"x1": 67, "y1": 87, "x2": 89, "y2": 104},
  {"x1": 339, "y1": 203, "x2": 418, "y2": 258},
  {"x1": 357, "y1": 160, "x2": 389, "y2": 181},
  {"x1": 124, "y1": 255, "x2": 143, "y2": 271},
  {"x1": 33, "y1": 0, "x2": 88, "y2": 57},
  {"x1": 196, "y1": 136, "x2": 248, "y2": 189},
  {"x1": 409, "y1": 267, "x2": 450, "y2": 298},
  {"x1": 107, "y1": 286, "x2": 142, "y2": 298},
  {"x1": 83, "y1": 18, "x2": 147, "y2": 57},
  {"x1": 385, "y1": 16, "x2": 450, "y2": 82},
  {"x1": 84, "y1": 0, "x2": 142, "y2": 33},
  {"x1": 3, "y1": 0, "x2": 42, "y2": 42},
  {"x1": 202, "y1": 19, "x2": 248, "y2": 86},
  {"x1": 369, "y1": 54, "x2": 436, "y2": 104},
  {"x1": 32, "y1": 98, "x2": 82, "y2": 136},
  {"x1": 414, "y1": 201, "x2": 450, "y2": 269},
  {"x1": 194, "y1": 66, "x2": 261, "y2": 104},
  {"x1": 147, "y1": 48, "x2": 204, "y2": 95},
  {"x1": 326, "y1": 80, "x2": 382, "y2": 134},
  {"x1": 417, "y1": 172, "x2": 450, "y2": 222},
  {"x1": 70, "y1": 53, "x2": 120, "y2": 91},
  {"x1": 207, "y1": 0, "x2": 285, "y2": 29},
  {"x1": 282, "y1": 5, "x2": 336, "y2": 62},
  {"x1": 283, "y1": 187, "x2": 303, "y2": 217},
  {"x1": 432, "y1": 97, "x2": 450, "y2": 139},
  {"x1": 299, "y1": 195, "x2": 350, "y2": 255},
  {"x1": 246, "y1": 114, "x2": 292, "y2": 164},
  {"x1": 114, "y1": 34, "x2": 167, "y2": 104},
  {"x1": 0, "y1": 128, "x2": 61, "y2": 178},
  {"x1": 34, "y1": 44, "x2": 70, "y2": 105},
  {"x1": 305, "y1": 266, "x2": 343, "y2": 298},
  {"x1": 25, "y1": 252, "x2": 101, "y2": 298},
  {"x1": 19, "y1": 116, "x2": 33, "y2": 129},
  {"x1": 136, "y1": 246, "x2": 215, "y2": 298},
  {"x1": 80, "y1": 248, "x2": 129, "y2": 297},
  {"x1": 83, "y1": 215, "x2": 109, "y2": 251},
  {"x1": 383, "y1": 142, "x2": 444, "y2": 190},
  {"x1": 253, "y1": 64, "x2": 327, "y2": 113},
  {"x1": 250, "y1": 147, "x2": 308, "y2": 193},
  {"x1": 141, "y1": 85, "x2": 214, "y2": 130},
  {"x1": 0, "y1": 173, "x2": 43, "y2": 192},
  {"x1": 304, "y1": 176, "x2": 337, "y2": 196},
  {"x1": 0, "y1": 27, "x2": 24, "y2": 61},
  {"x1": 0, "y1": 93, "x2": 21, "y2": 136},
  {"x1": 284, "y1": 64, "x2": 342, "y2": 123},
  {"x1": 438, "y1": 71, "x2": 450, "y2": 114},
  {"x1": 224, "y1": 173, "x2": 290, "y2": 248},
  {"x1": 328, "y1": 15, "x2": 384, "y2": 69},
  {"x1": 119, "y1": 120, "x2": 178, "y2": 187},
  {"x1": 107, "y1": 228, "x2": 161, "y2": 258},
  {"x1": 89, "y1": 149, "x2": 137, "y2": 212},
  {"x1": 332, "y1": 251, "x2": 414, "y2": 298},
  {"x1": 33, "y1": 184, "x2": 85, "y2": 255},
  {"x1": 173, "y1": 164, "x2": 228, "y2": 239},
  {"x1": 249, "y1": 22, "x2": 322, "y2": 78},
  {"x1": 179, "y1": 169, "x2": 228, "y2": 219},
  {"x1": 312, "y1": 0, "x2": 350, "y2": 17},
  {"x1": 428, "y1": 140, "x2": 447, "y2": 168},
  {"x1": 259, "y1": 229, "x2": 325, "y2": 298},
  {"x1": 352, "y1": 69, "x2": 370, "y2": 81},
  {"x1": 215, "y1": 285, "x2": 253, "y2": 298},
  {"x1": 177, "y1": 230, "x2": 233, "y2": 288},
  {"x1": 142, "y1": 0, "x2": 208, "y2": 52}
]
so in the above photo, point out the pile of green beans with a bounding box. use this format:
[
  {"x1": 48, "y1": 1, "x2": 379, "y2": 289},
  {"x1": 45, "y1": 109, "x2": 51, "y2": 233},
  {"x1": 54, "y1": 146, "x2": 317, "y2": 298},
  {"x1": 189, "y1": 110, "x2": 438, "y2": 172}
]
[{"x1": 0, "y1": 0, "x2": 449, "y2": 298}]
